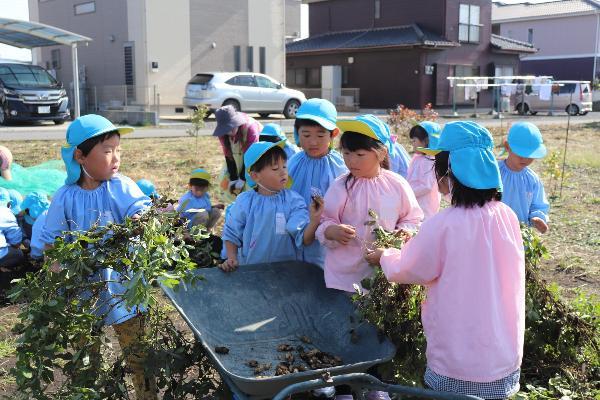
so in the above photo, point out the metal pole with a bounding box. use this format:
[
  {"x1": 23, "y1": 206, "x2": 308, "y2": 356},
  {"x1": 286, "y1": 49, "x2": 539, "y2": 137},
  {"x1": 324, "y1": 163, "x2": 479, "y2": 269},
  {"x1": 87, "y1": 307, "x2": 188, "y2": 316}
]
[
  {"x1": 93, "y1": 86, "x2": 97, "y2": 112},
  {"x1": 71, "y1": 43, "x2": 80, "y2": 118},
  {"x1": 452, "y1": 81, "x2": 457, "y2": 116},
  {"x1": 472, "y1": 91, "x2": 478, "y2": 118},
  {"x1": 519, "y1": 81, "x2": 525, "y2": 115},
  {"x1": 559, "y1": 90, "x2": 574, "y2": 198},
  {"x1": 548, "y1": 85, "x2": 554, "y2": 116}
]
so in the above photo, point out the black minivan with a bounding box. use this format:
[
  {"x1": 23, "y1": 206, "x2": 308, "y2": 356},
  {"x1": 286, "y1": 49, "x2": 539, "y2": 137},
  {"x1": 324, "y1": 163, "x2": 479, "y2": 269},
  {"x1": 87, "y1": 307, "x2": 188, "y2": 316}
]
[{"x1": 0, "y1": 63, "x2": 70, "y2": 125}]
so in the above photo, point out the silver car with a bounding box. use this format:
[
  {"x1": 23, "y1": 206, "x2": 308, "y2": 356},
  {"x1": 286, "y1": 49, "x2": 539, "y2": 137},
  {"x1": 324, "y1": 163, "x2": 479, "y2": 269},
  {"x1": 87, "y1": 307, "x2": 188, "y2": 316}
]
[
  {"x1": 516, "y1": 81, "x2": 592, "y2": 116},
  {"x1": 183, "y1": 72, "x2": 306, "y2": 118}
]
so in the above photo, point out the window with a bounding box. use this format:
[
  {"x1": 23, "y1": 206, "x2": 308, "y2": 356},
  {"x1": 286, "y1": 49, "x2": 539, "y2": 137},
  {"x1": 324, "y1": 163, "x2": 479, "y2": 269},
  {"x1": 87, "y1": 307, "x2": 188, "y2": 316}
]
[
  {"x1": 74, "y1": 1, "x2": 95, "y2": 15},
  {"x1": 247, "y1": 46, "x2": 254, "y2": 72},
  {"x1": 256, "y1": 76, "x2": 279, "y2": 89},
  {"x1": 123, "y1": 43, "x2": 135, "y2": 100},
  {"x1": 307, "y1": 67, "x2": 321, "y2": 87},
  {"x1": 51, "y1": 49, "x2": 61, "y2": 69},
  {"x1": 374, "y1": 0, "x2": 381, "y2": 19},
  {"x1": 0, "y1": 64, "x2": 57, "y2": 86},
  {"x1": 259, "y1": 47, "x2": 266, "y2": 74},
  {"x1": 459, "y1": 4, "x2": 480, "y2": 43},
  {"x1": 294, "y1": 69, "x2": 306, "y2": 86},
  {"x1": 234, "y1": 46, "x2": 241, "y2": 72},
  {"x1": 528, "y1": 28, "x2": 534, "y2": 44},
  {"x1": 228, "y1": 75, "x2": 257, "y2": 87}
]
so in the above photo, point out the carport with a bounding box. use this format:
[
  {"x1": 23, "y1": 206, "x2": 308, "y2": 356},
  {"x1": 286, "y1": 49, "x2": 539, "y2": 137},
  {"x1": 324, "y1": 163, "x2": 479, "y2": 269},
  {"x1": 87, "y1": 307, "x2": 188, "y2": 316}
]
[{"x1": 0, "y1": 17, "x2": 92, "y2": 118}]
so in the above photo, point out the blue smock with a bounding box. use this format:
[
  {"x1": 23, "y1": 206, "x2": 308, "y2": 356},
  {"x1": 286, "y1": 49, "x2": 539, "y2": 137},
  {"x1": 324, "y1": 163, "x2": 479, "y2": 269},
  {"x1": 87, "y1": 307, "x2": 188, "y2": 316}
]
[
  {"x1": 0, "y1": 207, "x2": 22, "y2": 259},
  {"x1": 389, "y1": 142, "x2": 411, "y2": 178},
  {"x1": 499, "y1": 160, "x2": 549, "y2": 224},
  {"x1": 177, "y1": 190, "x2": 212, "y2": 228},
  {"x1": 30, "y1": 211, "x2": 47, "y2": 259}
]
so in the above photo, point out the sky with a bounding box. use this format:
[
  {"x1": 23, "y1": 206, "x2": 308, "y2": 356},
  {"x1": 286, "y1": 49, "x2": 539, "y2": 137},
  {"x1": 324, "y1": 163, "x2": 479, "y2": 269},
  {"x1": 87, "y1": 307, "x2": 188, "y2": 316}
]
[{"x1": 0, "y1": 0, "x2": 31, "y2": 62}]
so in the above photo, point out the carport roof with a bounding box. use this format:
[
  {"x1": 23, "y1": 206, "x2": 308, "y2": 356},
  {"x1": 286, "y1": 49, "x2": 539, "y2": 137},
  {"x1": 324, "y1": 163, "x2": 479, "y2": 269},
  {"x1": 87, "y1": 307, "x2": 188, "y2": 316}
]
[{"x1": 0, "y1": 17, "x2": 91, "y2": 48}]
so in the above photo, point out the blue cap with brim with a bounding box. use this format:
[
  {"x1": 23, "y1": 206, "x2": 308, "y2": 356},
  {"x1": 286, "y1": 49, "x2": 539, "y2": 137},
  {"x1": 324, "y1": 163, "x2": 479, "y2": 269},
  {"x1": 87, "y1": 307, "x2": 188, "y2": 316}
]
[
  {"x1": 244, "y1": 140, "x2": 287, "y2": 189},
  {"x1": 260, "y1": 123, "x2": 287, "y2": 141},
  {"x1": 7, "y1": 189, "x2": 23, "y2": 215},
  {"x1": 293, "y1": 98, "x2": 337, "y2": 145},
  {"x1": 0, "y1": 187, "x2": 10, "y2": 208},
  {"x1": 419, "y1": 121, "x2": 502, "y2": 191},
  {"x1": 136, "y1": 179, "x2": 159, "y2": 198},
  {"x1": 418, "y1": 121, "x2": 442, "y2": 149},
  {"x1": 507, "y1": 121, "x2": 547, "y2": 159},
  {"x1": 62, "y1": 114, "x2": 134, "y2": 185},
  {"x1": 21, "y1": 190, "x2": 50, "y2": 220},
  {"x1": 336, "y1": 114, "x2": 394, "y2": 153}
]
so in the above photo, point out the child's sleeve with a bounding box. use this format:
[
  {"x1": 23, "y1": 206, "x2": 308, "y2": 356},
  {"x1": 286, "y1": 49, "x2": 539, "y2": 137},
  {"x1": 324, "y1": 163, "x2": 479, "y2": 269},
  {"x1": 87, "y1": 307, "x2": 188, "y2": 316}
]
[
  {"x1": 315, "y1": 180, "x2": 347, "y2": 249},
  {"x1": 221, "y1": 197, "x2": 246, "y2": 247},
  {"x1": 113, "y1": 176, "x2": 152, "y2": 218},
  {"x1": 40, "y1": 190, "x2": 68, "y2": 245},
  {"x1": 286, "y1": 193, "x2": 310, "y2": 249},
  {"x1": 529, "y1": 178, "x2": 550, "y2": 223},
  {"x1": 407, "y1": 157, "x2": 436, "y2": 198},
  {"x1": 381, "y1": 219, "x2": 442, "y2": 285},
  {"x1": 1, "y1": 212, "x2": 22, "y2": 246},
  {"x1": 176, "y1": 192, "x2": 190, "y2": 213},
  {"x1": 395, "y1": 179, "x2": 424, "y2": 231}
]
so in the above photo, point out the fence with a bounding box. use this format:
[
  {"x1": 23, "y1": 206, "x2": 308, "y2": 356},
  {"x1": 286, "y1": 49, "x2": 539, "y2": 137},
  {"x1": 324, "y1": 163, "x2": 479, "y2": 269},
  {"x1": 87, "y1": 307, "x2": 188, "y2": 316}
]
[
  {"x1": 294, "y1": 88, "x2": 360, "y2": 111},
  {"x1": 77, "y1": 85, "x2": 161, "y2": 115}
]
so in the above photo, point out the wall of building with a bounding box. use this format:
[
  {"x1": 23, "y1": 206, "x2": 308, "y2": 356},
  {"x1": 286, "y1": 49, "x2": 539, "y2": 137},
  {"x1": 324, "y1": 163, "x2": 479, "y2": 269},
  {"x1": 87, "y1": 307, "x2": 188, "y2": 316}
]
[{"x1": 248, "y1": 0, "x2": 285, "y2": 83}]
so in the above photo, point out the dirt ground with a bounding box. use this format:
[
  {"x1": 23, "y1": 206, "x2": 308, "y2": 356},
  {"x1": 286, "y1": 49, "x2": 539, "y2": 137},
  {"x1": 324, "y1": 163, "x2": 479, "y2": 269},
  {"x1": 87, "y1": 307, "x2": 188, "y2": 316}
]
[{"x1": 1, "y1": 121, "x2": 598, "y2": 397}]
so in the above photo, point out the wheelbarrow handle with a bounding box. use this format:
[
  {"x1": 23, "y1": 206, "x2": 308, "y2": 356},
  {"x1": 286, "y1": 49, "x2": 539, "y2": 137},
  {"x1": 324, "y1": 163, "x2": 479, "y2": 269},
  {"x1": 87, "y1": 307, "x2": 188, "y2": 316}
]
[{"x1": 271, "y1": 372, "x2": 483, "y2": 400}]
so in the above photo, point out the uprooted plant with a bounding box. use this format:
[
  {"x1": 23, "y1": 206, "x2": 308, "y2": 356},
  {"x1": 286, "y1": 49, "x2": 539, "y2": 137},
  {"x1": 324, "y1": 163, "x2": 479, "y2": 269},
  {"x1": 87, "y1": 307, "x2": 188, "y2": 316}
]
[{"x1": 8, "y1": 200, "x2": 224, "y2": 399}]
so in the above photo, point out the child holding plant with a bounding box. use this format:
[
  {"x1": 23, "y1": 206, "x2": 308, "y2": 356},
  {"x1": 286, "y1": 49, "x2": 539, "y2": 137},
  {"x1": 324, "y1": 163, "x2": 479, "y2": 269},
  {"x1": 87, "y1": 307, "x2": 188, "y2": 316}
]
[
  {"x1": 220, "y1": 141, "x2": 322, "y2": 270},
  {"x1": 406, "y1": 121, "x2": 442, "y2": 220},
  {"x1": 499, "y1": 121, "x2": 550, "y2": 233},
  {"x1": 177, "y1": 168, "x2": 223, "y2": 232},
  {"x1": 366, "y1": 121, "x2": 525, "y2": 400},
  {"x1": 41, "y1": 114, "x2": 157, "y2": 400},
  {"x1": 287, "y1": 98, "x2": 348, "y2": 268}
]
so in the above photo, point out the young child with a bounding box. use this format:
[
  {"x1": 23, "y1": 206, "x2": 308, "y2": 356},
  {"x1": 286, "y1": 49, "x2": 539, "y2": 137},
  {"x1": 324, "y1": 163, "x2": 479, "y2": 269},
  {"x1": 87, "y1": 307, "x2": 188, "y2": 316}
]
[
  {"x1": 40, "y1": 114, "x2": 157, "y2": 399},
  {"x1": 406, "y1": 121, "x2": 442, "y2": 220},
  {"x1": 19, "y1": 190, "x2": 50, "y2": 242},
  {"x1": 288, "y1": 98, "x2": 348, "y2": 268},
  {"x1": 0, "y1": 187, "x2": 24, "y2": 271},
  {"x1": 136, "y1": 179, "x2": 160, "y2": 200},
  {"x1": 0, "y1": 145, "x2": 13, "y2": 181},
  {"x1": 259, "y1": 123, "x2": 301, "y2": 159},
  {"x1": 177, "y1": 168, "x2": 223, "y2": 232},
  {"x1": 367, "y1": 121, "x2": 525, "y2": 400},
  {"x1": 221, "y1": 141, "x2": 322, "y2": 270},
  {"x1": 499, "y1": 121, "x2": 549, "y2": 233},
  {"x1": 388, "y1": 134, "x2": 411, "y2": 178},
  {"x1": 7, "y1": 189, "x2": 23, "y2": 215}
]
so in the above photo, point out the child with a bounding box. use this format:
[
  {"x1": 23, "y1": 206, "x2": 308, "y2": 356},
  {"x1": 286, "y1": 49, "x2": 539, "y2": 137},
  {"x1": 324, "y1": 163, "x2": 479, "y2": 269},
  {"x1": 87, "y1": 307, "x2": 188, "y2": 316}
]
[
  {"x1": 136, "y1": 179, "x2": 160, "y2": 200},
  {"x1": 40, "y1": 114, "x2": 157, "y2": 400},
  {"x1": 19, "y1": 190, "x2": 50, "y2": 241},
  {"x1": 177, "y1": 168, "x2": 223, "y2": 232},
  {"x1": 221, "y1": 141, "x2": 322, "y2": 270},
  {"x1": 0, "y1": 187, "x2": 24, "y2": 270},
  {"x1": 388, "y1": 134, "x2": 411, "y2": 178},
  {"x1": 406, "y1": 121, "x2": 442, "y2": 219},
  {"x1": 499, "y1": 122, "x2": 549, "y2": 233},
  {"x1": 7, "y1": 189, "x2": 23, "y2": 215},
  {"x1": 288, "y1": 98, "x2": 348, "y2": 268},
  {"x1": 0, "y1": 145, "x2": 13, "y2": 181},
  {"x1": 259, "y1": 123, "x2": 301, "y2": 159},
  {"x1": 367, "y1": 121, "x2": 525, "y2": 400}
]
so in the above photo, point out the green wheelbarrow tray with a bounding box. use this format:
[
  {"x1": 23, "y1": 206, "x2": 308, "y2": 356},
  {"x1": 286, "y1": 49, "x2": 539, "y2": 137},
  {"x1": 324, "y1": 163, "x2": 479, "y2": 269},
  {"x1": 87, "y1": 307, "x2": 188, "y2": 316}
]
[{"x1": 160, "y1": 261, "x2": 397, "y2": 398}]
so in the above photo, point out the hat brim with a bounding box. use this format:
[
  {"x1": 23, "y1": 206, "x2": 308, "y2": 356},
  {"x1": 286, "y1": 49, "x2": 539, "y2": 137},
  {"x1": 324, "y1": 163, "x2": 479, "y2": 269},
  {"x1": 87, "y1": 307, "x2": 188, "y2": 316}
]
[
  {"x1": 336, "y1": 119, "x2": 379, "y2": 141},
  {"x1": 512, "y1": 144, "x2": 547, "y2": 159},
  {"x1": 213, "y1": 113, "x2": 246, "y2": 137},
  {"x1": 417, "y1": 147, "x2": 442, "y2": 156},
  {"x1": 245, "y1": 140, "x2": 286, "y2": 188},
  {"x1": 295, "y1": 113, "x2": 337, "y2": 131}
]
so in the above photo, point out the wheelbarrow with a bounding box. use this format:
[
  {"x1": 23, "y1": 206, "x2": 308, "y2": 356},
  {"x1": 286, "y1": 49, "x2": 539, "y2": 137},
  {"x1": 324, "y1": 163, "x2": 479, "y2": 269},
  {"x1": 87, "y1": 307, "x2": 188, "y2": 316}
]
[{"x1": 161, "y1": 261, "x2": 482, "y2": 400}]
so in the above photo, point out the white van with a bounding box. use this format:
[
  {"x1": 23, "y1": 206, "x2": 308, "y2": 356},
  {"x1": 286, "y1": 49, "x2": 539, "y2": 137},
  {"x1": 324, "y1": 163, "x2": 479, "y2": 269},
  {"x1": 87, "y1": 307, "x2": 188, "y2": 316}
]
[{"x1": 516, "y1": 81, "x2": 592, "y2": 116}]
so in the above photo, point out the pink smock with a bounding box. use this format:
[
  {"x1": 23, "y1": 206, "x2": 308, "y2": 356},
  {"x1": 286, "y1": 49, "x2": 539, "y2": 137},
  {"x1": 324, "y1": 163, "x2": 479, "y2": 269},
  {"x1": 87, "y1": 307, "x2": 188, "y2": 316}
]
[{"x1": 406, "y1": 153, "x2": 441, "y2": 219}]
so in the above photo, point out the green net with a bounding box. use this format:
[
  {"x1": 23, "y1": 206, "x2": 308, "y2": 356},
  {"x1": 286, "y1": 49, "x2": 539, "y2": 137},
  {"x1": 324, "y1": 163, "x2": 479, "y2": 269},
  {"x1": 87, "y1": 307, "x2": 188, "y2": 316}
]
[{"x1": 0, "y1": 160, "x2": 67, "y2": 196}]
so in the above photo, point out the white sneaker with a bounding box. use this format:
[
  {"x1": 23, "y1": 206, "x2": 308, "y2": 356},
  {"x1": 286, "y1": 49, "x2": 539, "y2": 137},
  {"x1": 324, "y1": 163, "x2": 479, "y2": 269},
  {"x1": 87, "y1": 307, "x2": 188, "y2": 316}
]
[
  {"x1": 311, "y1": 386, "x2": 336, "y2": 399},
  {"x1": 366, "y1": 391, "x2": 391, "y2": 400}
]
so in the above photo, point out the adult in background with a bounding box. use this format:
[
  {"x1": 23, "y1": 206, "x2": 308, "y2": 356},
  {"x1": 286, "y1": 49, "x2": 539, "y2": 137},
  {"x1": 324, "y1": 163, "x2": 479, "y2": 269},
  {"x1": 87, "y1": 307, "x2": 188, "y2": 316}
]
[{"x1": 213, "y1": 105, "x2": 262, "y2": 197}]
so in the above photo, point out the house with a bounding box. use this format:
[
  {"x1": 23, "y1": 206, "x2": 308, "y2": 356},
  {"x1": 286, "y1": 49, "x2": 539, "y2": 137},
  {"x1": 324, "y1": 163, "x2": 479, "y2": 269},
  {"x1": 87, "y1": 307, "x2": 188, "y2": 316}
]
[
  {"x1": 492, "y1": 0, "x2": 600, "y2": 82},
  {"x1": 286, "y1": 0, "x2": 536, "y2": 109},
  {"x1": 28, "y1": 0, "x2": 300, "y2": 110}
]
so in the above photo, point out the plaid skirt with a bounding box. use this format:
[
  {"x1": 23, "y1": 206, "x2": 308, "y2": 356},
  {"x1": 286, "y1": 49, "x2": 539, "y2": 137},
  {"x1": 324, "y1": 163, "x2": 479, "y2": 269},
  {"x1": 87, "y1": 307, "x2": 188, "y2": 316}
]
[{"x1": 425, "y1": 367, "x2": 520, "y2": 399}]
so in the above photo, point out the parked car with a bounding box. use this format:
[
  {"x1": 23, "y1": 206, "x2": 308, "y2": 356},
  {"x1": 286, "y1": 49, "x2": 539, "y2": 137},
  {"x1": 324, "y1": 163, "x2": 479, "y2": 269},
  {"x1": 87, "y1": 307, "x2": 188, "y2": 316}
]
[
  {"x1": 516, "y1": 81, "x2": 592, "y2": 116},
  {"x1": 183, "y1": 72, "x2": 306, "y2": 118},
  {"x1": 0, "y1": 62, "x2": 70, "y2": 125}
]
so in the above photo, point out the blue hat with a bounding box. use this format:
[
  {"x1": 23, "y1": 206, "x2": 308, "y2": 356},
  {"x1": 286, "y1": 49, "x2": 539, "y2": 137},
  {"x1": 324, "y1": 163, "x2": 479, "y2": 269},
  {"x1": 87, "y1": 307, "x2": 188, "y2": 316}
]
[
  {"x1": 294, "y1": 98, "x2": 337, "y2": 145},
  {"x1": 61, "y1": 114, "x2": 134, "y2": 185},
  {"x1": 418, "y1": 121, "x2": 442, "y2": 149},
  {"x1": 21, "y1": 191, "x2": 50, "y2": 221},
  {"x1": 260, "y1": 123, "x2": 287, "y2": 141},
  {"x1": 243, "y1": 140, "x2": 286, "y2": 188},
  {"x1": 507, "y1": 122, "x2": 547, "y2": 159},
  {"x1": 7, "y1": 189, "x2": 23, "y2": 215},
  {"x1": 136, "y1": 179, "x2": 159, "y2": 198},
  {"x1": 336, "y1": 114, "x2": 393, "y2": 153},
  {"x1": 421, "y1": 121, "x2": 502, "y2": 190},
  {"x1": 0, "y1": 187, "x2": 10, "y2": 208}
]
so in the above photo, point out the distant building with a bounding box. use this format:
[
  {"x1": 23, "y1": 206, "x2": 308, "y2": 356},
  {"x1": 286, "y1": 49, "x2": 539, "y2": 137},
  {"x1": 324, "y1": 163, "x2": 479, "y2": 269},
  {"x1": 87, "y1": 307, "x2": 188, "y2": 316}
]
[
  {"x1": 28, "y1": 0, "x2": 300, "y2": 109},
  {"x1": 492, "y1": 0, "x2": 600, "y2": 82}
]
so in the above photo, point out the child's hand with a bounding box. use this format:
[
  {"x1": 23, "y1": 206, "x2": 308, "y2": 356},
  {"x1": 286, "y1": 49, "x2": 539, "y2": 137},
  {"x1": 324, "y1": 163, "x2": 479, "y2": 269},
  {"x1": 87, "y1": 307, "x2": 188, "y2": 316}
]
[
  {"x1": 213, "y1": 203, "x2": 225, "y2": 210},
  {"x1": 219, "y1": 258, "x2": 239, "y2": 272},
  {"x1": 325, "y1": 224, "x2": 356, "y2": 245},
  {"x1": 49, "y1": 261, "x2": 62, "y2": 273},
  {"x1": 531, "y1": 217, "x2": 549, "y2": 234},
  {"x1": 364, "y1": 247, "x2": 384, "y2": 265},
  {"x1": 309, "y1": 196, "x2": 324, "y2": 222}
]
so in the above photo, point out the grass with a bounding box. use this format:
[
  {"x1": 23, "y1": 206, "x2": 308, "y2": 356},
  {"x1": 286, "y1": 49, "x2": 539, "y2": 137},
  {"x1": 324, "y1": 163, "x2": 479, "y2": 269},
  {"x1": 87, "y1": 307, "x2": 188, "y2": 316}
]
[{"x1": 0, "y1": 123, "x2": 598, "y2": 397}]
